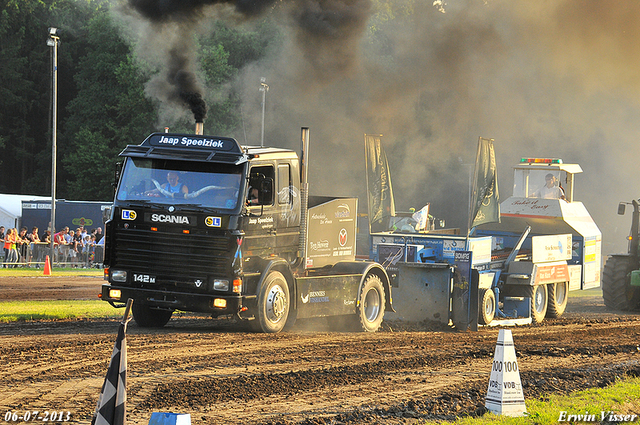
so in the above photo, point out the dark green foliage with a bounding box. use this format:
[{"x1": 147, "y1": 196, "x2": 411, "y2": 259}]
[
  {"x1": 0, "y1": 0, "x2": 279, "y2": 200},
  {"x1": 61, "y1": 11, "x2": 156, "y2": 200}
]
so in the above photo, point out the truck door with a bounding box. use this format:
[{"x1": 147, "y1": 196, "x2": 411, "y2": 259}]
[
  {"x1": 245, "y1": 164, "x2": 277, "y2": 255},
  {"x1": 275, "y1": 162, "x2": 300, "y2": 261}
]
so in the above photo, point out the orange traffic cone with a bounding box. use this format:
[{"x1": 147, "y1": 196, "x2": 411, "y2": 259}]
[{"x1": 43, "y1": 255, "x2": 52, "y2": 276}]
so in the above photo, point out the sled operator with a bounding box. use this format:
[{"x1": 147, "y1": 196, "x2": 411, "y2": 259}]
[{"x1": 532, "y1": 173, "x2": 565, "y2": 200}]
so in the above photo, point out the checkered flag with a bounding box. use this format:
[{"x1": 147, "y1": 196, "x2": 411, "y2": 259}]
[{"x1": 92, "y1": 299, "x2": 133, "y2": 425}]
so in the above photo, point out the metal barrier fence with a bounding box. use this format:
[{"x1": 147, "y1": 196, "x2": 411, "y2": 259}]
[{"x1": 0, "y1": 243, "x2": 104, "y2": 268}]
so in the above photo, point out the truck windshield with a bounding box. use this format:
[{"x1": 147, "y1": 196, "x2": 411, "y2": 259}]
[{"x1": 116, "y1": 157, "x2": 243, "y2": 210}]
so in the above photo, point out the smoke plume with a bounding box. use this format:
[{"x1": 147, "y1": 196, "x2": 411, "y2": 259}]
[
  {"x1": 116, "y1": 0, "x2": 640, "y2": 256},
  {"x1": 119, "y1": 0, "x2": 371, "y2": 122},
  {"x1": 235, "y1": 0, "x2": 640, "y2": 256}
]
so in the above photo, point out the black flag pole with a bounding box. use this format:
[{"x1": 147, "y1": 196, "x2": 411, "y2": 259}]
[
  {"x1": 121, "y1": 298, "x2": 133, "y2": 325},
  {"x1": 92, "y1": 298, "x2": 134, "y2": 425}
]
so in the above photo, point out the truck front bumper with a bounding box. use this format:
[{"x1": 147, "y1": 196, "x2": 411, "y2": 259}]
[{"x1": 100, "y1": 284, "x2": 250, "y2": 316}]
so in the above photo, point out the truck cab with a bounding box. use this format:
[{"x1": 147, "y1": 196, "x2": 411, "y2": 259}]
[{"x1": 101, "y1": 131, "x2": 392, "y2": 332}]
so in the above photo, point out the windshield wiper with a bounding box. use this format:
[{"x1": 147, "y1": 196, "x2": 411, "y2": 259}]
[
  {"x1": 124, "y1": 199, "x2": 167, "y2": 209},
  {"x1": 173, "y1": 205, "x2": 224, "y2": 214}
]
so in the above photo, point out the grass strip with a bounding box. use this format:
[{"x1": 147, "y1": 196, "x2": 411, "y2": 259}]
[
  {"x1": 0, "y1": 300, "x2": 120, "y2": 322},
  {"x1": 437, "y1": 376, "x2": 640, "y2": 424},
  {"x1": 0, "y1": 268, "x2": 103, "y2": 277}
]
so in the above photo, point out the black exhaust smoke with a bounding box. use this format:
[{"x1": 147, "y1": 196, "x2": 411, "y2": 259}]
[
  {"x1": 125, "y1": 0, "x2": 372, "y2": 122},
  {"x1": 128, "y1": 0, "x2": 277, "y2": 21},
  {"x1": 167, "y1": 49, "x2": 207, "y2": 122}
]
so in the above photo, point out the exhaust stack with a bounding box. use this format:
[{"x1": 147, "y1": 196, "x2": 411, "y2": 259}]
[
  {"x1": 298, "y1": 127, "x2": 310, "y2": 267},
  {"x1": 195, "y1": 121, "x2": 204, "y2": 135}
]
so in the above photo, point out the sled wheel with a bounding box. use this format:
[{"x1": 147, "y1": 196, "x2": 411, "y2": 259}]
[
  {"x1": 478, "y1": 288, "x2": 496, "y2": 325},
  {"x1": 546, "y1": 281, "x2": 569, "y2": 318},
  {"x1": 526, "y1": 285, "x2": 548, "y2": 324}
]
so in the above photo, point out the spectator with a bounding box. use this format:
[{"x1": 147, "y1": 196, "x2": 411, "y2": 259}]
[
  {"x1": 94, "y1": 232, "x2": 105, "y2": 266},
  {"x1": 43, "y1": 229, "x2": 52, "y2": 244},
  {"x1": 0, "y1": 226, "x2": 5, "y2": 264},
  {"x1": 17, "y1": 227, "x2": 29, "y2": 265},
  {"x1": 64, "y1": 227, "x2": 73, "y2": 245},
  {"x1": 82, "y1": 235, "x2": 95, "y2": 267},
  {"x1": 71, "y1": 228, "x2": 84, "y2": 266},
  {"x1": 53, "y1": 227, "x2": 67, "y2": 246},
  {"x1": 26, "y1": 227, "x2": 42, "y2": 265},
  {"x1": 27, "y1": 227, "x2": 40, "y2": 244},
  {"x1": 53, "y1": 227, "x2": 69, "y2": 263},
  {"x1": 95, "y1": 227, "x2": 103, "y2": 243},
  {"x1": 4, "y1": 228, "x2": 18, "y2": 268}
]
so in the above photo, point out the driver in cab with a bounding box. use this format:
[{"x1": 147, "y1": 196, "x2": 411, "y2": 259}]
[
  {"x1": 532, "y1": 173, "x2": 565, "y2": 200},
  {"x1": 145, "y1": 171, "x2": 189, "y2": 198}
]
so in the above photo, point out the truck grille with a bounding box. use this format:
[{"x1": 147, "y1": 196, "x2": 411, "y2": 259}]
[{"x1": 112, "y1": 227, "x2": 232, "y2": 281}]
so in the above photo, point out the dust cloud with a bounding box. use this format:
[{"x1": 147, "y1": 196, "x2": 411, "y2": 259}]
[
  {"x1": 115, "y1": 0, "x2": 640, "y2": 256},
  {"x1": 239, "y1": 0, "x2": 640, "y2": 256}
]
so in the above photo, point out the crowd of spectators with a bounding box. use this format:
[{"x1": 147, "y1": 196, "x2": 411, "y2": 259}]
[{"x1": 0, "y1": 224, "x2": 104, "y2": 268}]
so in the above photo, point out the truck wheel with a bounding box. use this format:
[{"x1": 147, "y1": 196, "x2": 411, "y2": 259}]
[
  {"x1": 132, "y1": 303, "x2": 173, "y2": 328},
  {"x1": 546, "y1": 281, "x2": 569, "y2": 318},
  {"x1": 602, "y1": 255, "x2": 640, "y2": 310},
  {"x1": 254, "y1": 271, "x2": 290, "y2": 333},
  {"x1": 355, "y1": 274, "x2": 385, "y2": 332},
  {"x1": 526, "y1": 285, "x2": 548, "y2": 324},
  {"x1": 478, "y1": 288, "x2": 496, "y2": 325}
]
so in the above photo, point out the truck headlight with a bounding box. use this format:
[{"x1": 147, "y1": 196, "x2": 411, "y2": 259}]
[
  {"x1": 213, "y1": 279, "x2": 229, "y2": 291},
  {"x1": 109, "y1": 289, "x2": 122, "y2": 300},
  {"x1": 111, "y1": 270, "x2": 127, "y2": 283}
]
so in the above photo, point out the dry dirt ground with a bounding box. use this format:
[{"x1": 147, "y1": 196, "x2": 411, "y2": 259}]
[{"x1": 1, "y1": 276, "x2": 640, "y2": 424}]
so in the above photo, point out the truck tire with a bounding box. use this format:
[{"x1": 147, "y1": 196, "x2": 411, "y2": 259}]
[
  {"x1": 546, "y1": 281, "x2": 568, "y2": 318},
  {"x1": 602, "y1": 255, "x2": 640, "y2": 311},
  {"x1": 355, "y1": 274, "x2": 385, "y2": 332},
  {"x1": 478, "y1": 288, "x2": 496, "y2": 325},
  {"x1": 526, "y1": 285, "x2": 548, "y2": 324},
  {"x1": 132, "y1": 303, "x2": 173, "y2": 328},
  {"x1": 254, "y1": 271, "x2": 290, "y2": 333}
]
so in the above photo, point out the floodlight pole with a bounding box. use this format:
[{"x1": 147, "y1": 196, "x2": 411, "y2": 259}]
[{"x1": 47, "y1": 28, "x2": 59, "y2": 265}]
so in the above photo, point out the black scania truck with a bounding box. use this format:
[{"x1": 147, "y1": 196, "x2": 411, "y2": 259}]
[{"x1": 100, "y1": 127, "x2": 392, "y2": 332}]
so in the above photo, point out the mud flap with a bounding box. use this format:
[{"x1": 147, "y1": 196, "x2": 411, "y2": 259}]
[
  {"x1": 452, "y1": 255, "x2": 479, "y2": 331},
  {"x1": 451, "y1": 269, "x2": 468, "y2": 331}
]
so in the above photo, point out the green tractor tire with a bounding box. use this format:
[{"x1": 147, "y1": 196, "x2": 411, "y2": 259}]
[{"x1": 602, "y1": 255, "x2": 640, "y2": 311}]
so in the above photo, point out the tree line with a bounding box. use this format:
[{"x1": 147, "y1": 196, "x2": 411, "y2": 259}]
[
  {"x1": 0, "y1": 0, "x2": 279, "y2": 201},
  {"x1": 0, "y1": 0, "x2": 410, "y2": 202}
]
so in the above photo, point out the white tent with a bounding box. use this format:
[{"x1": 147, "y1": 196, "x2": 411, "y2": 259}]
[{"x1": 0, "y1": 194, "x2": 50, "y2": 231}]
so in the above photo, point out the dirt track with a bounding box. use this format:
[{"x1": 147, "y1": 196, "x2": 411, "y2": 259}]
[{"x1": 1, "y1": 276, "x2": 640, "y2": 424}]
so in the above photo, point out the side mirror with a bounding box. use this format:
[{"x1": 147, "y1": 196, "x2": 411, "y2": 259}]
[
  {"x1": 618, "y1": 203, "x2": 626, "y2": 215},
  {"x1": 259, "y1": 178, "x2": 274, "y2": 205},
  {"x1": 113, "y1": 162, "x2": 122, "y2": 189}
]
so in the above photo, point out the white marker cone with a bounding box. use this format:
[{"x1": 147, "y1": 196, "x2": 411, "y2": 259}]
[{"x1": 485, "y1": 329, "x2": 527, "y2": 416}]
